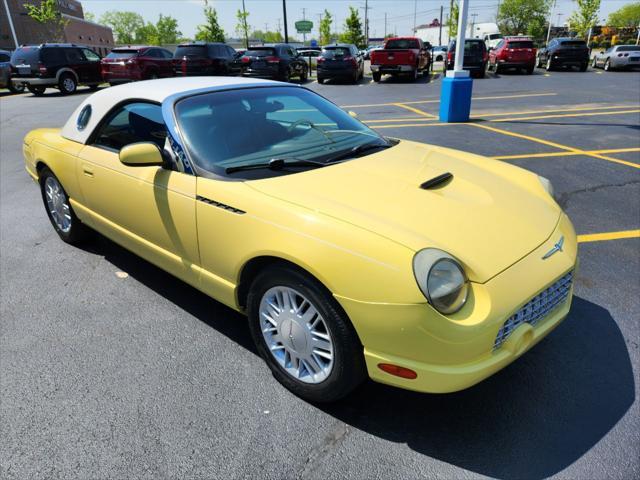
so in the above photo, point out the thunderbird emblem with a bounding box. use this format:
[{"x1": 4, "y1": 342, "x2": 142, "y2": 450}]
[{"x1": 542, "y1": 236, "x2": 564, "y2": 260}]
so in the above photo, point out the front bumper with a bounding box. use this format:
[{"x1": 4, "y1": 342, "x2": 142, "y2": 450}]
[{"x1": 336, "y1": 213, "x2": 577, "y2": 393}]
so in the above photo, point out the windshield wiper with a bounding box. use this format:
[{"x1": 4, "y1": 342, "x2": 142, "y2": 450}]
[
  {"x1": 325, "y1": 141, "x2": 392, "y2": 163},
  {"x1": 225, "y1": 157, "x2": 327, "y2": 174}
]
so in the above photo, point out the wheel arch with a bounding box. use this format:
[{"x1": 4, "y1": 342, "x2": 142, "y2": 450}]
[{"x1": 55, "y1": 68, "x2": 79, "y2": 83}]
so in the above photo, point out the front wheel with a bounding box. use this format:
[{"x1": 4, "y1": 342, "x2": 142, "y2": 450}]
[
  {"x1": 591, "y1": 57, "x2": 598, "y2": 68},
  {"x1": 372, "y1": 72, "x2": 381, "y2": 82},
  {"x1": 579, "y1": 62, "x2": 588, "y2": 72},
  {"x1": 247, "y1": 266, "x2": 366, "y2": 403},
  {"x1": 546, "y1": 58, "x2": 554, "y2": 71},
  {"x1": 317, "y1": 77, "x2": 325, "y2": 84},
  {"x1": 604, "y1": 59, "x2": 612, "y2": 71},
  {"x1": 280, "y1": 68, "x2": 291, "y2": 82},
  {"x1": 8, "y1": 82, "x2": 25, "y2": 93},
  {"x1": 39, "y1": 168, "x2": 89, "y2": 244},
  {"x1": 300, "y1": 68, "x2": 308, "y2": 82},
  {"x1": 27, "y1": 85, "x2": 46, "y2": 95}
]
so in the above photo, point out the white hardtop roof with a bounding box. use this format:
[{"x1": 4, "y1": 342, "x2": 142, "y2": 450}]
[{"x1": 61, "y1": 77, "x2": 285, "y2": 144}]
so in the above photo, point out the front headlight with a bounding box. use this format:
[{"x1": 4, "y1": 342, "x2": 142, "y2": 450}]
[
  {"x1": 538, "y1": 175, "x2": 554, "y2": 198},
  {"x1": 413, "y1": 248, "x2": 469, "y2": 315}
]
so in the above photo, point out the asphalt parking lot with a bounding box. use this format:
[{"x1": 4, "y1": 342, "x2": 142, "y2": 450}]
[{"x1": 1, "y1": 65, "x2": 639, "y2": 479}]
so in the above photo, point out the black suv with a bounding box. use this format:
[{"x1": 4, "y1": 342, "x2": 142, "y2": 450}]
[
  {"x1": 240, "y1": 44, "x2": 308, "y2": 82},
  {"x1": 537, "y1": 38, "x2": 589, "y2": 71},
  {"x1": 444, "y1": 38, "x2": 488, "y2": 78},
  {"x1": 11, "y1": 43, "x2": 102, "y2": 95},
  {"x1": 173, "y1": 42, "x2": 242, "y2": 76}
]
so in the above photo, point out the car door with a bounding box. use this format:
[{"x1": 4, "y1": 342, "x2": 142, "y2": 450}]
[
  {"x1": 76, "y1": 101, "x2": 199, "y2": 283},
  {"x1": 81, "y1": 48, "x2": 102, "y2": 82}
]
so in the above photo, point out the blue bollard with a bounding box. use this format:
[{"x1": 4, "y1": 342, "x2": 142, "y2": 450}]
[{"x1": 439, "y1": 74, "x2": 473, "y2": 123}]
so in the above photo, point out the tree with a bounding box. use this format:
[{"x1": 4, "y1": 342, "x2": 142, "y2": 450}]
[
  {"x1": 497, "y1": 0, "x2": 552, "y2": 39},
  {"x1": 251, "y1": 30, "x2": 283, "y2": 43},
  {"x1": 235, "y1": 8, "x2": 250, "y2": 47},
  {"x1": 23, "y1": 0, "x2": 67, "y2": 42},
  {"x1": 568, "y1": 0, "x2": 601, "y2": 38},
  {"x1": 319, "y1": 10, "x2": 333, "y2": 45},
  {"x1": 156, "y1": 14, "x2": 181, "y2": 45},
  {"x1": 340, "y1": 7, "x2": 364, "y2": 48},
  {"x1": 448, "y1": 0, "x2": 459, "y2": 37},
  {"x1": 136, "y1": 22, "x2": 158, "y2": 44},
  {"x1": 100, "y1": 11, "x2": 145, "y2": 45},
  {"x1": 607, "y1": 2, "x2": 640, "y2": 27},
  {"x1": 84, "y1": 11, "x2": 95, "y2": 23},
  {"x1": 195, "y1": 0, "x2": 225, "y2": 42}
]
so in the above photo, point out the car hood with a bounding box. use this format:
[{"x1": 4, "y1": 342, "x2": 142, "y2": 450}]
[{"x1": 248, "y1": 140, "x2": 560, "y2": 283}]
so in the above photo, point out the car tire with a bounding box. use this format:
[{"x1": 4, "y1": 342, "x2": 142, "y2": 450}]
[
  {"x1": 8, "y1": 82, "x2": 25, "y2": 93},
  {"x1": 246, "y1": 265, "x2": 366, "y2": 403},
  {"x1": 526, "y1": 66, "x2": 534, "y2": 74},
  {"x1": 536, "y1": 56, "x2": 543, "y2": 68},
  {"x1": 351, "y1": 70, "x2": 359, "y2": 84},
  {"x1": 494, "y1": 62, "x2": 501, "y2": 74},
  {"x1": 58, "y1": 73, "x2": 77, "y2": 95},
  {"x1": 591, "y1": 57, "x2": 598, "y2": 68},
  {"x1": 372, "y1": 72, "x2": 381, "y2": 82},
  {"x1": 147, "y1": 71, "x2": 159, "y2": 80},
  {"x1": 317, "y1": 77, "x2": 325, "y2": 84},
  {"x1": 300, "y1": 68, "x2": 308, "y2": 82},
  {"x1": 27, "y1": 85, "x2": 46, "y2": 96},
  {"x1": 477, "y1": 64, "x2": 486, "y2": 78},
  {"x1": 88, "y1": 84, "x2": 99, "y2": 91},
  {"x1": 579, "y1": 62, "x2": 588, "y2": 72},
  {"x1": 545, "y1": 58, "x2": 554, "y2": 71},
  {"x1": 281, "y1": 68, "x2": 291, "y2": 82},
  {"x1": 604, "y1": 59, "x2": 612, "y2": 71},
  {"x1": 39, "y1": 167, "x2": 90, "y2": 245}
]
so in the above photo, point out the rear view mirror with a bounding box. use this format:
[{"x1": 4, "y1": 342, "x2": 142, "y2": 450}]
[{"x1": 119, "y1": 142, "x2": 164, "y2": 167}]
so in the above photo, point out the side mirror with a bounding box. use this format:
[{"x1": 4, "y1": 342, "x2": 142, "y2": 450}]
[
  {"x1": 119, "y1": 142, "x2": 164, "y2": 167},
  {"x1": 347, "y1": 110, "x2": 358, "y2": 118}
]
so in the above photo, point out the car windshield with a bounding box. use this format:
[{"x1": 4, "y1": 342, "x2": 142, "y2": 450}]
[
  {"x1": 106, "y1": 50, "x2": 138, "y2": 59},
  {"x1": 385, "y1": 39, "x2": 419, "y2": 49},
  {"x1": 561, "y1": 41, "x2": 586, "y2": 47},
  {"x1": 175, "y1": 86, "x2": 388, "y2": 178},
  {"x1": 174, "y1": 45, "x2": 207, "y2": 58},
  {"x1": 507, "y1": 41, "x2": 534, "y2": 49},
  {"x1": 618, "y1": 46, "x2": 640, "y2": 52}
]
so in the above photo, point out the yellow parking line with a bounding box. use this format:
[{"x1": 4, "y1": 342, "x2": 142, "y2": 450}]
[
  {"x1": 477, "y1": 104, "x2": 633, "y2": 118},
  {"x1": 373, "y1": 122, "x2": 457, "y2": 129},
  {"x1": 341, "y1": 92, "x2": 557, "y2": 108},
  {"x1": 364, "y1": 117, "x2": 430, "y2": 123},
  {"x1": 393, "y1": 103, "x2": 438, "y2": 119},
  {"x1": 491, "y1": 109, "x2": 640, "y2": 123},
  {"x1": 492, "y1": 147, "x2": 640, "y2": 160},
  {"x1": 577, "y1": 230, "x2": 640, "y2": 243},
  {"x1": 587, "y1": 152, "x2": 640, "y2": 169}
]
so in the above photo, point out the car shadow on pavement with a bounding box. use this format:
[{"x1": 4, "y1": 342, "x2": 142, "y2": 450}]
[{"x1": 321, "y1": 296, "x2": 635, "y2": 480}]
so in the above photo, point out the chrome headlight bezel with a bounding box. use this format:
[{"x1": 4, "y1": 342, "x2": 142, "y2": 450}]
[{"x1": 412, "y1": 248, "x2": 469, "y2": 315}]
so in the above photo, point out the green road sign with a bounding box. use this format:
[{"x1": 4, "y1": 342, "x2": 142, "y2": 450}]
[{"x1": 295, "y1": 20, "x2": 313, "y2": 33}]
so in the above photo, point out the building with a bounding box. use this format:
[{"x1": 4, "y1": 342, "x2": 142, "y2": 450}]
[{"x1": 0, "y1": 0, "x2": 114, "y2": 55}]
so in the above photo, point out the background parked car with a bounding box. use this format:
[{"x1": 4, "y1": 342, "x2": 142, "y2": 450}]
[
  {"x1": 297, "y1": 49, "x2": 321, "y2": 72},
  {"x1": 432, "y1": 45, "x2": 447, "y2": 62},
  {"x1": 370, "y1": 37, "x2": 431, "y2": 82},
  {"x1": 444, "y1": 38, "x2": 488, "y2": 78},
  {"x1": 488, "y1": 36, "x2": 536, "y2": 74},
  {"x1": 240, "y1": 44, "x2": 308, "y2": 82},
  {"x1": 363, "y1": 45, "x2": 383, "y2": 60},
  {"x1": 537, "y1": 38, "x2": 589, "y2": 71},
  {"x1": 0, "y1": 49, "x2": 24, "y2": 93},
  {"x1": 10, "y1": 43, "x2": 102, "y2": 95},
  {"x1": 101, "y1": 46, "x2": 174, "y2": 85},
  {"x1": 317, "y1": 44, "x2": 364, "y2": 84},
  {"x1": 173, "y1": 42, "x2": 242, "y2": 76},
  {"x1": 592, "y1": 45, "x2": 640, "y2": 71}
]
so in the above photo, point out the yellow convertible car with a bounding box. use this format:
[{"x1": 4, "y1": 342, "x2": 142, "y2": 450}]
[{"x1": 23, "y1": 78, "x2": 577, "y2": 402}]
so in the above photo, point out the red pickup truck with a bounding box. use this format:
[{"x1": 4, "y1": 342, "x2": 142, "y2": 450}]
[{"x1": 370, "y1": 37, "x2": 431, "y2": 82}]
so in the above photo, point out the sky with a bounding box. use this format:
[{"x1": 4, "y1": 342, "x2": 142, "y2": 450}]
[{"x1": 80, "y1": 0, "x2": 635, "y2": 40}]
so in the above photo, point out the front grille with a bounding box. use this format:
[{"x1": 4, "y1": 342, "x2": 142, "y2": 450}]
[{"x1": 494, "y1": 271, "x2": 573, "y2": 350}]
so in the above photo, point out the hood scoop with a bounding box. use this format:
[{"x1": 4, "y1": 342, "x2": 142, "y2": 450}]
[{"x1": 420, "y1": 172, "x2": 453, "y2": 190}]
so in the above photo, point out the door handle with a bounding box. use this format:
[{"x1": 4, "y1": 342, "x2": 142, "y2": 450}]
[{"x1": 82, "y1": 165, "x2": 94, "y2": 177}]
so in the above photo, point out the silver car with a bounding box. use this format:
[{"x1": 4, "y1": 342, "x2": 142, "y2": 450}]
[
  {"x1": 592, "y1": 45, "x2": 640, "y2": 71},
  {"x1": 0, "y1": 49, "x2": 25, "y2": 93}
]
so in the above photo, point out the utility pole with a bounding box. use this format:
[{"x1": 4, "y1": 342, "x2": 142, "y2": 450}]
[
  {"x1": 302, "y1": 7, "x2": 307, "y2": 44},
  {"x1": 470, "y1": 13, "x2": 477, "y2": 38},
  {"x1": 364, "y1": 0, "x2": 370, "y2": 47},
  {"x1": 241, "y1": 0, "x2": 249, "y2": 49},
  {"x1": 636, "y1": 23, "x2": 640, "y2": 45},
  {"x1": 2, "y1": 0, "x2": 19, "y2": 48},
  {"x1": 277, "y1": 18, "x2": 281, "y2": 35},
  {"x1": 546, "y1": 0, "x2": 556, "y2": 45},
  {"x1": 557, "y1": 13, "x2": 564, "y2": 35},
  {"x1": 413, "y1": 0, "x2": 417, "y2": 33},
  {"x1": 439, "y1": 5, "x2": 443, "y2": 45},
  {"x1": 264, "y1": 23, "x2": 269, "y2": 33},
  {"x1": 317, "y1": 13, "x2": 323, "y2": 42},
  {"x1": 282, "y1": 0, "x2": 289, "y2": 43},
  {"x1": 384, "y1": 12, "x2": 387, "y2": 38},
  {"x1": 449, "y1": 0, "x2": 454, "y2": 37}
]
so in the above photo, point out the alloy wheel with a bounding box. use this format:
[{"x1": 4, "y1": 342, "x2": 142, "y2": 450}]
[
  {"x1": 44, "y1": 176, "x2": 72, "y2": 233},
  {"x1": 259, "y1": 286, "x2": 334, "y2": 384}
]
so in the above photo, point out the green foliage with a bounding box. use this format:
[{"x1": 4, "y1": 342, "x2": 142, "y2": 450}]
[
  {"x1": 319, "y1": 10, "x2": 333, "y2": 45},
  {"x1": 23, "y1": 0, "x2": 67, "y2": 41},
  {"x1": 100, "y1": 11, "x2": 145, "y2": 44},
  {"x1": 236, "y1": 8, "x2": 251, "y2": 45},
  {"x1": 137, "y1": 22, "x2": 159, "y2": 45},
  {"x1": 195, "y1": 3, "x2": 225, "y2": 42},
  {"x1": 497, "y1": 0, "x2": 552, "y2": 40},
  {"x1": 568, "y1": 0, "x2": 601, "y2": 38},
  {"x1": 607, "y1": 2, "x2": 640, "y2": 27},
  {"x1": 340, "y1": 6, "x2": 364, "y2": 48},
  {"x1": 156, "y1": 14, "x2": 181, "y2": 45},
  {"x1": 448, "y1": 1, "x2": 459, "y2": 37},
  {"x1": 251, "y1": 30, "x2": 283, "y2": 43},
  {"x1": 84, "y1": 12, "x2": 95, "y2": 23}
]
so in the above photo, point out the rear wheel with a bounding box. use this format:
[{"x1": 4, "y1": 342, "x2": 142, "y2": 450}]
[
  {"x1": 300, "y1": 67, "x2": 308, "y2": 82},
  {"x1": 526, "y1": 65, "x2": 534, "y2": 75},
  {"x1": 88, "y1": 84, "x2": 99, "y2": 91},
  {"x1": 247, "y1": 265, "x2": 366, "y2": 403},
  {"x1": 494, "y1": 62, "x2": 501, "y2": 74},
  {"x1": 147, "y1": 71, "x2": 159, "y2": 80},
  {"x1": 27, "y1": 85, "x2": 46, "y2": 95},
  {"x1": 39, "y1": 167, "x2": 89, "y2": 244},
  {"x1": 545, "y1": 58, "x2": 554, "y2": 71},
  {"x1": 579, "y1": 62, "x2": 588, "y2": 72},
  {"x1": 8, "y1": 82, "x2": 25, "y2": 93},
  {"x1": 604, "y1": 59, "x2": 612, "y2": 71},
  {"x1": 280, "y1": 68, "x2": 291, "y2": 82},
  {"x1": 317, "y1": 77, "x2": 325, "y2": 84},
  {"x1": 477, "y1": 64, "x2": 486, "y2": 78},
  {"x1": 591, "y1": 57, "x2": 598, "y2": 68},
  {"x1": 372, "y1": 72, "x2": 381, "y2": 82},
  {"x1": 58, "y1": 73, "x2": 77, "y2": 94}
]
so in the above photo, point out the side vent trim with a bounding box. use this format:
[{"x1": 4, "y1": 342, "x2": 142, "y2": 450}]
[{"x1": 196, "y1": 195, "x2": 246, "y2": 215}]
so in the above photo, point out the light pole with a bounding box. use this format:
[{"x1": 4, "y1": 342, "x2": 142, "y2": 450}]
[
  {"x1": 2, "y1": 0, "x2": 19, "y2": 48},
  {"x1": 282, "y1": 0, "x2": 289, "y2": 43},
  {"x1": 546, "y1": 0, "x2": 556, "y2": 45},
  {"x1": 241, "y1": 0, "x2": 249, "y2": 49}
]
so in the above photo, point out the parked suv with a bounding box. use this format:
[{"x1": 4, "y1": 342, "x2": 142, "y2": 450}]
[
  {"x1": 240, "y1": 44, "x2": 308, "y2": 82},
  {"x1": 1, "y1": 49, "x2": 24, "y2": 93},
  {"x1": 488, "y1": 36, "x2": 536, "y2": 74},
  {"x1": 10, "y1": 43, "x2": 102, "y2": 95},
  {"x1": 537, "y1": 38, "x2": 589, "y2": 71},
  {"x1": 101, "y1": 46, "x2": 174, "y2": 85},
  {"x1": 444, "y1": 38, "x2": 488, "y2": 78},
  {"x1": 317, "y1": 44, "x2": 364, "y2": 84},
  {"x1": 173, "y1": 42, "x2": 242, "y2": 76}
]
